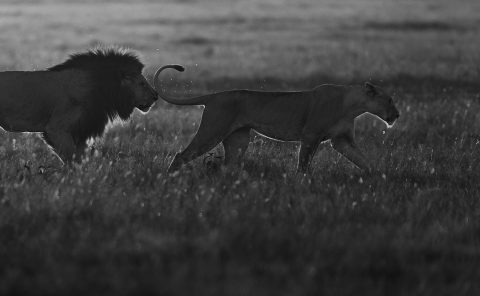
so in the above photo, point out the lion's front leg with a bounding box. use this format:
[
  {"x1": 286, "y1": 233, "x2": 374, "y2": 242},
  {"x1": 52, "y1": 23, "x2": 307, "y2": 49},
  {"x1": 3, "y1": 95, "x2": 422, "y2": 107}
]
[
  {"x1": 74, "y1": 142, "x2": 88, "y2": 163},
  {"x1": 331, "y1": 135, "x2": 372, "y2": 172},
  {"x1": 42, "y1": 130, "x2": 77, "y2": 164}
]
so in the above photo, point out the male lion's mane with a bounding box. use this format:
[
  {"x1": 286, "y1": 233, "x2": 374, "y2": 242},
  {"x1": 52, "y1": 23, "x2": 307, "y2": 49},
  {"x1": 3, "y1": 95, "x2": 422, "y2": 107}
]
[{"x1": 48, "y1": 47, "x2": 144, "y2": 144}]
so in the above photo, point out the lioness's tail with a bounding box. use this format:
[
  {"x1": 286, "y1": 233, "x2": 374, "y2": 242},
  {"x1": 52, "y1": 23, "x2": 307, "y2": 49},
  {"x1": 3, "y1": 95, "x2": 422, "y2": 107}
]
[{"x1": 154, "y1": 65, "x2": 207, "y2": 106}]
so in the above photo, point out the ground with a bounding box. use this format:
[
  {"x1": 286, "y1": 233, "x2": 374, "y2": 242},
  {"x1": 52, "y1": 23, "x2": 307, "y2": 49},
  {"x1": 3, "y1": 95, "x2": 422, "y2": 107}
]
[{"x1": 0, "y1": 0, "x2": 480, "y2": 295}]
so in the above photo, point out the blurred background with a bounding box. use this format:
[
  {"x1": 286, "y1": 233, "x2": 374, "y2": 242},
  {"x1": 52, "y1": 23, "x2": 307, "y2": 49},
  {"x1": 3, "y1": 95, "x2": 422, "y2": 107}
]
[{"x1": 1, "y1": 0, "x2": 478, "y2": 83}]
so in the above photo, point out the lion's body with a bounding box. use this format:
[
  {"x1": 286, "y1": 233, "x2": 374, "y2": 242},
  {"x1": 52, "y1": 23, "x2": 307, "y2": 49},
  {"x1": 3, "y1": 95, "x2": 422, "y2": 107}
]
[
  {"x1": 0, "y1": 70, "x2": 88, "y2": 132},
  {"x1": 154, "y1": 65, "x2": 400, "y2": 173},
  {"x1": 0, "y1": 48, "x2": 158, "y2": 163}
]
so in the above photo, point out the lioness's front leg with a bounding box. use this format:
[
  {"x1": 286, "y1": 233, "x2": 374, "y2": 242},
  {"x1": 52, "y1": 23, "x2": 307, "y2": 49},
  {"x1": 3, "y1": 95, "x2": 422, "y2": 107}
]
[
  {"x1": 297, "y1": 136, "x2": 321, "y2": 173},
  {"x1": 331, "y1": 135, "x2": 372, "y2": 172}
]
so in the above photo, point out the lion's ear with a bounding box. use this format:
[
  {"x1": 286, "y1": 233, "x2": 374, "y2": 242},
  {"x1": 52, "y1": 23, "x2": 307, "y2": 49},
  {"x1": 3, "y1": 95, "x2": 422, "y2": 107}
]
[{"x1": 364, "y1": 82, "x2": 377, "y2": 97}]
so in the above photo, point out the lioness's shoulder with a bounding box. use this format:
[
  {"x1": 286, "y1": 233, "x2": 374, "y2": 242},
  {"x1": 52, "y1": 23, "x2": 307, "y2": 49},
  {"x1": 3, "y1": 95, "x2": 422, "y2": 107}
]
[
  {"x1": 313, "y1": 84, "x2": 349, "y2": 96},
  {"x1": 313, "y1": 83, "x2": 346, "y2": 91}
]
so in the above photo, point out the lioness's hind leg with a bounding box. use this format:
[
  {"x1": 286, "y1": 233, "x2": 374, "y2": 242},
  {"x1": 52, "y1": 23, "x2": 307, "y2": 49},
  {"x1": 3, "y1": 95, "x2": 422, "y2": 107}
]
[
  {"x1": 297, "y1": 137, "x2": 321, "y2": 173},
  {"x1": 223, "y1": 128, "x2": 251, "y2": 165},
  {"x1": 169, "y1": 133, "x2": 226, "y2": 172},
  {"x1": 169, "y1": 109, "x2": 234, "y2": 172}
]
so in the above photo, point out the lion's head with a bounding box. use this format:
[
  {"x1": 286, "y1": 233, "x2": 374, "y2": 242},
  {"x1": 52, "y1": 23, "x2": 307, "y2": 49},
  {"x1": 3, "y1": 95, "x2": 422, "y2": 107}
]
[
  {"x1": 121, "y1": 73, "x2": 158, "y2": 113},
  {"x1": 47, "y1": 47, "x2": 158, "y2": 141},
  {"x1": 49, "y1": 47, "x2": 158, "y2": 118},
  {"x1": 362, "y1": 82, "x2": 400, "y2": 126}
]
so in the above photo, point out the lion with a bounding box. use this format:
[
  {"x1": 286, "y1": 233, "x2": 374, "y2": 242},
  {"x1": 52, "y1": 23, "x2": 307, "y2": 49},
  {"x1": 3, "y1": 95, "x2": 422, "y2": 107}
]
[
  {"x1": 154, "y1": 65, "x2": 400, "y2": 173},
  {"x1": 0, "y1": 47, "x2": 158, "y2": 163}
]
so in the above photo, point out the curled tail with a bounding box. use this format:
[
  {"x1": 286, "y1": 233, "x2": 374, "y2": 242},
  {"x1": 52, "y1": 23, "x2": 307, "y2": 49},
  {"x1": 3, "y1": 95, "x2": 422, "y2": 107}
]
[{"x1": 153, "y1": 65, "x2": 208, "y2": 105}]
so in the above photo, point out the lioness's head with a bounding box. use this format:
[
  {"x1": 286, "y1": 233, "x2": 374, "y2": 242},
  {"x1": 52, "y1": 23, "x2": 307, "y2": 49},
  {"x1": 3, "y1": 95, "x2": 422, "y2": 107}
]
[
  {"x1": 363, "y1": 82, "x2": 399, "y2": 126},
  {"x1": 121, "y1": 74, "x2": 158, "y2": 113}
]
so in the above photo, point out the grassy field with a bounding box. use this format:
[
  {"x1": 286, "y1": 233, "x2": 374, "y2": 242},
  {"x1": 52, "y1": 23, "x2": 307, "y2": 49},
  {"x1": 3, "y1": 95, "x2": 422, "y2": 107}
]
[{"x1": 1, "y1": 0, "x2": 480, "y2": 295}]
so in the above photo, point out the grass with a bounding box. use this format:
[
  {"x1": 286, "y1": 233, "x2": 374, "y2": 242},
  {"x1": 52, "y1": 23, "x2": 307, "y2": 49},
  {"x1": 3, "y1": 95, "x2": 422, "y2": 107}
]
[{"x1": 1, "y1": 0, "x2": 480, "y2": 295}]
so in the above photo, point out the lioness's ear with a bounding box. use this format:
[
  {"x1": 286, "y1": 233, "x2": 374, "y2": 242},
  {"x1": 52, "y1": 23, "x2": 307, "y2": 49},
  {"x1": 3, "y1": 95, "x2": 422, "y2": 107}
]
[{"x1": 364, "y1": 82, "x2": 377, "y2": 97}]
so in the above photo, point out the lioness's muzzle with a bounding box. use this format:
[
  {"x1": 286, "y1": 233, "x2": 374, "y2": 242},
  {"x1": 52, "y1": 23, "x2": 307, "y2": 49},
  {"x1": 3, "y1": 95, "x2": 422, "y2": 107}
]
[{"x1": 387, "y1": 110, "x2": 400, "y2": 124}]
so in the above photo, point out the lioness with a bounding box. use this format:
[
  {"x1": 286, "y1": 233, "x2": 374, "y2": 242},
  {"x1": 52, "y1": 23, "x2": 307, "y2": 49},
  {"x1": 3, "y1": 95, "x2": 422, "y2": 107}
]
[{"x1": 154, "y1": 65, "x2": 399, "y2": 173}]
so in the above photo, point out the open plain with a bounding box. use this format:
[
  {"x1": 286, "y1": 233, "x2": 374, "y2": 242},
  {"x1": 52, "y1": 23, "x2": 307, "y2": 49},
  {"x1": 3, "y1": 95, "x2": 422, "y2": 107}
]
[{"x1": 0, "y1": 0, "x2": 480, "y2": 295}]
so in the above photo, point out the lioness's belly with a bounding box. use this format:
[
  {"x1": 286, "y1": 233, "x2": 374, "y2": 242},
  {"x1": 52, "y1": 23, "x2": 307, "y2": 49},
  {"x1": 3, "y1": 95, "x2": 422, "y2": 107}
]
[
  {"x1": 247, "y1": 111, "x2": 305, "y2": 141},
  {"x1": 252, "y1": 124, "x2": 302, "y2": 142},
  {"x1": 240, "y1": 92, "x2": 311, "y2": 141}
]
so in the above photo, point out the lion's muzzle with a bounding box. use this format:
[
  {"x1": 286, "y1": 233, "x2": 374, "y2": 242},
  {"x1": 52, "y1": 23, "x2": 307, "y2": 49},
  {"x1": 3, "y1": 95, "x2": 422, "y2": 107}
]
[
  {"x1": 138, "y1": 101, "x2": 155, "y2": 112},
  {"x1": 152, "y1": 89, "x2": 159, "y2": 101},
  {"x1": 137, "y1": 92, "x2": 159, "y2": 112}
]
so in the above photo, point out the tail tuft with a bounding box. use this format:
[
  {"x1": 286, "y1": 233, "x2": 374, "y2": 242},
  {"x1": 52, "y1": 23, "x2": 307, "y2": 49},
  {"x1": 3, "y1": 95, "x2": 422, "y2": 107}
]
[
  {"x1": 154, "y1": 64, "x2": 207, "y2": 105},
  {"x1": 172, "y1": 65, "x2": 185, "y2": 72}
]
